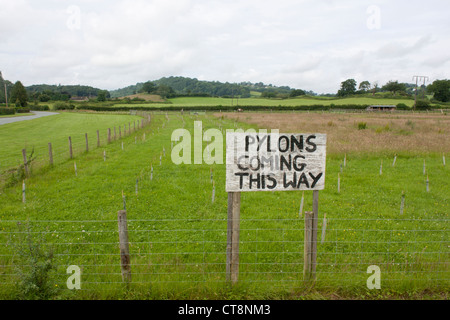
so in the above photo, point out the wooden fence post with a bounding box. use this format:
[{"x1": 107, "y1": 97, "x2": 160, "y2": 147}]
[
  {"x1": 97, "y1": 130, "x2": 100, "y2": 147},
  {"x1": 118, "y1": 210, "x2": 131, "y2": 284},
  {"x1": 114, "y1": 126, "x2": 117, "y2": 140},
  {"x1": 312, "y1": 190, "x2": 319, "y2": 277},
  {"x1": 22, "y1": 149, "x2": 29, "y2": 176},
  {"x1": 48, "y1": 143, "x2": 53, "y2": 166},
  {"x1": 68, "y1": 137, "x2": 73, "y2": 159},
  {"x1": 108, "y1": 128, "x2": 111, "y2": 144},
  {"x1": 304, "y1": 211, "x2": 313, "y2": 280},
  {"x1": 226, "y1": 192, "x2": 241, "y2": 284},
  {"x1": 85, "y1": 133, "x2": 89, "y2": 152},
  {"x1": 304, "y1": 191, "x2": 319, "y2": 281}
]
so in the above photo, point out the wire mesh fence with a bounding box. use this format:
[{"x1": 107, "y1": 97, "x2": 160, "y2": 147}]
[
  {"x1": 1, "y1": 111, "x2": 448, "y2": 297},
  {"x1": 1, "y1": 216, "x2": 448, "y2": 293},
  {"x1": 0, "y1": 111, "x2": 154, "y2": 187}
]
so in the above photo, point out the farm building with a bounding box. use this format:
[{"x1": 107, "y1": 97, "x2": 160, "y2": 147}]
[{"x1": 366, "y1": 105, "x2": 397, "y2": 111}]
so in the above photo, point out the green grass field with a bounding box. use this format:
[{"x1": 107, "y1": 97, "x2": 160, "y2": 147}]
[
  {"x1": 0, "y1": 111, "x2": 448, "y2": 300},
  {"x1": 112, "y1": 96, "x2": 416, "y2": 108},
  {"x1": 0, "y1": 112, "x2": 143, "y2": 174}
]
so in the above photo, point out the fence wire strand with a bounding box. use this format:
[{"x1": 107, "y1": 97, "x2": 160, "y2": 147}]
[{"x1": 1, "y1": 217, "x2": 448, "y2": 291}]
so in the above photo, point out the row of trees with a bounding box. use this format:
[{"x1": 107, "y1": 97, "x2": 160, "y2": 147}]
[
  {"x1": 337, "y1": 79, "x2": 407, "y2": 97},
  {"x1": 152, "y1": 76, "x2": 252, "y2": 98},
  {"x1": 337, "y1": 78, "x2": 450, "y2": 102},
  {"x1": 0, "y1": 81, "x2": 112, "y2": 106},
  {"x1": 26, "y1": 84, "x2": 107, "y2": 102}
]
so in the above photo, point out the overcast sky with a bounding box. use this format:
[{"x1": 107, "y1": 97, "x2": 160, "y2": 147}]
[{"x1": 1, "y1": 0, "x2": 449, "y2": 94}]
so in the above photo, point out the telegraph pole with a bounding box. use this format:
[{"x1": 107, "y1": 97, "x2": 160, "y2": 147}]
[
  {"x1": 412, "y1": 75, "x2": 429, "y2": 110},
  {"x1": 0, "y1": 71, "x2": 8, "y2": 108}
]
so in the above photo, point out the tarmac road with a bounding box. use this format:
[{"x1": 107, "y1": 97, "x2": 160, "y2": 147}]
[{"x1": 0, "y1": 111, "x2": 59, "y2": 125}]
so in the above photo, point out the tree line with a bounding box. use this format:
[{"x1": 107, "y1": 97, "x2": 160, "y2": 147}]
[
  {"x1": 1, "y1": 74, "x2": 448, "y2": 107},
  {"x1": 337, "y1": 78, "x2": 450, "y2": 103}
]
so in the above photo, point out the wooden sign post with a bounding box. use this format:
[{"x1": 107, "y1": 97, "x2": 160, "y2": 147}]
[{"x1": 226, "y1": 132, "x2": 326, "y2": 284}]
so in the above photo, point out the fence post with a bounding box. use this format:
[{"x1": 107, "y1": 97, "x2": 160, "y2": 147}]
[
  {"x1": 226, "y1": 192, "x2": 241, "y2": 284},
  {"x1": 48, "y1": 143, "x2": 53, "y2": 166},
  {"x1": 85, "y1": 133, "x2": 89, "y2": 152},
  {"x1": 312, "y1": 190, "x2": 319, "y2": 277},
  {"x1": 108, "y1": 128, "x2": 111, "y2": 144},
  {"x1": 68, "y1": 137, "x2": 73, "y2": 159},
  {"x1": 304, "y1": 191, "x2": 319, "y2": 281},
  {"x1": 97, "y1": 130, "x2": 100, "y2": 147},
  {"x1": 304, "y1": 211, "x2": 313, "y2": 280},
  {"x1": 114, "y1": 126, "x2": 117, "y2": 140},
  {"x1": 22, "y1": 149, "x2": 29, "y2": 177},
  {"x1": 118, "y1": 210, "x2": 131, "y2": 284}
]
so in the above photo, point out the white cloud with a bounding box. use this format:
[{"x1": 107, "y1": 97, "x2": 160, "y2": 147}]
[{"x1": 0, "y1": 0, "x2": 449, "y2": 93}]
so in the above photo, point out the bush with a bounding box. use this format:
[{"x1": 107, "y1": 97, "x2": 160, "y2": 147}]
[
  {"x1": 54, "y1": 102, "x2": 75, "y2": 110},
  {"x1": 415, "y1": 100, "x2": 430, "y2": 110},
  {"x1": 358, "y1": 122, "x2": 367, "y2": 130},
  {"x1": 30, "y1": 105, "x2": 50, "y2": 111},
  {"x1": 12, "y1": 223, "x2": 59, "y2": 300},
  {"x1": 396, "y1": 103, "x2": 410, "y2": 110},
  {"x1": 0, "y1": 107, "x2": 15, "y2": 115},
  {"x1": 15, "y1": 107, "x2": 31, "y2": 113}
]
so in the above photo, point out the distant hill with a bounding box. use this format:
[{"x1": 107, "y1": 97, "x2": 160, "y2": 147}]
[
  {"x1": 109, "y1": 84, "x2": 143, "y2": 99},
  {"x1": 109, "y1": 76, "x2": 311, "y2": 99}
]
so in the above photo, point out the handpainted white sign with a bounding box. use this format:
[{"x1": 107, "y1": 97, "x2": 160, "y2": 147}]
[{"x1": 226, "y1": 132, "x2": 326, "y2": 192}]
